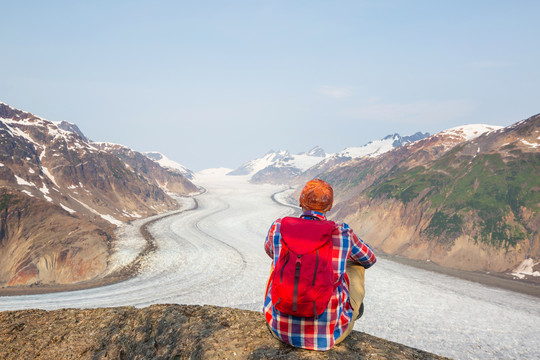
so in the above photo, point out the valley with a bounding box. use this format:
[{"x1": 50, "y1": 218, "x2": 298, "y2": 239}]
[{"x1": 1, "y1": 172, "x2": 539, "y2": 359}]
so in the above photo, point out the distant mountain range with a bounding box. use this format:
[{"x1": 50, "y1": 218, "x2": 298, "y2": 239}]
[
  {"x1": 229, "y1": 132, "x2": 430, "y2": 184},
  {"x1": 320, "y1": 117, "x2": 539, "y2": 275},
  {"x1": 0, "y1": 102, "x2": 196, "y2": 287}
]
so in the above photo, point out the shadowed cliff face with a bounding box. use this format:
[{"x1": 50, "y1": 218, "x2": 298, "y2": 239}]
[{"x1": 0, "y1": 304, "x2": 448, "y2": 360}]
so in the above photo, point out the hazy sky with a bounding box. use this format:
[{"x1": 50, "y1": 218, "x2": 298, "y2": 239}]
[{"x1": 2, "y1": 1, "x2": 539, "y2": 171}]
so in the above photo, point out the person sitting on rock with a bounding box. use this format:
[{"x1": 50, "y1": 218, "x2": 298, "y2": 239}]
[{"x1": 263, "y1": 178, "x2": 377, "y2": 351}]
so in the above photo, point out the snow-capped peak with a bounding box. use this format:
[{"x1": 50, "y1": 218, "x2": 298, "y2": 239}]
[
  {"x1": 1, "y1": 103, "x2": 95, "y2": 153},
  {"x1": 228, "y1": 147, "x2": 328, "y2": 177},
  {"x1": 306, "y1": 146, "x2": 326, "y2": 157},
  {"x1": 144, "y1": 152, "x2": 194, "y2": 179},
  {"x1": 332, "y1": 132, "x2": 429, "y2": 160},
  {"x1": 439, "y1": 124, "x2": 503, "y2": 141}
]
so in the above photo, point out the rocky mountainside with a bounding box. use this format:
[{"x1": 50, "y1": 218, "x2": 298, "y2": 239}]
[
  {"x1": 0, "y1": 102, "x2": 197, "y2": 287},
  {"x1": 323, "y1": 116, "x2": 539, "y2": 275},
  {"x1": 0, "y1": 304, "x2": 448, "y2": 360},
  {"x1": 94, "y1": 144, "x2": 198, "y2": 195}
]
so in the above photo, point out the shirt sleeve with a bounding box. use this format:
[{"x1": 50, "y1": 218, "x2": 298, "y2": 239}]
[
  {"x1": 348, "y1": 227, "x2": 377, "y2": 268},
  {"x1": 264, "y1": 219, "x2": 280, "y2": 259}
]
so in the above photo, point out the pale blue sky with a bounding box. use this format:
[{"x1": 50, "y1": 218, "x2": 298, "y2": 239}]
[{"x1": 2, "y1": 1, "x2": 539, "y2": 170}]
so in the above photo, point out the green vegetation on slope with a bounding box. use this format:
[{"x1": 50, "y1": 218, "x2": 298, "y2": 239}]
[
  {"x1": 0, "y1": 190, "x2": 20, "y2": 212},
  {"x1": 321, "y1": 160, "x2": 378, "y2": 193},
  {"x1": 0, "y1": 193, "x2": 12, "y2": 212},
  {"x1": 369, "y1": 150, "x2": 539, "y2": 250}
]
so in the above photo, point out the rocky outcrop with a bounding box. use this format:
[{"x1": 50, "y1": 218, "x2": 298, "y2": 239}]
[{"x1": 0, "y1": 304, "x2": 448, "y2": 360}]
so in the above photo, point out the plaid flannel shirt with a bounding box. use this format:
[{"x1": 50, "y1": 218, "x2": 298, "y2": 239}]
[{"x1": 263, "y1": 210, "x2": 377, "y2": 351}]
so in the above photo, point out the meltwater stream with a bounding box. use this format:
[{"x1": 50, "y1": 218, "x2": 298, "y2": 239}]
[{"x1": 1, "y1": 171, "x2": 539, "y2": 359}]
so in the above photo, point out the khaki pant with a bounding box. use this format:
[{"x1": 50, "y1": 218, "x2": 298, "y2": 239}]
[{"x1": 334, "y1": 260, "x2": 365, "y2": 345}]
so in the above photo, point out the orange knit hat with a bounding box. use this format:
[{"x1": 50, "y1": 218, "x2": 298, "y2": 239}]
[{"x1": 299, "y1": 179, "x2": 333, "y2": 213}]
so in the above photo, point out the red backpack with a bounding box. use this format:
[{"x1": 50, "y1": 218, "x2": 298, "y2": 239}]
[{"x1": 270, "y1": 216, "x2": 337, "y2": 318}]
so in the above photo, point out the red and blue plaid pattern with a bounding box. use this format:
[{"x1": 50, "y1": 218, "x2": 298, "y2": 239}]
[{"x1": 263, "y1": 210, "x2": 377, "y2": 350}]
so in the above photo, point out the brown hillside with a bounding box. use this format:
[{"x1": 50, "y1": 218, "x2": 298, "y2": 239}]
[{"x1": 0, "y1": 189, "x2": 110, "y2": 286}]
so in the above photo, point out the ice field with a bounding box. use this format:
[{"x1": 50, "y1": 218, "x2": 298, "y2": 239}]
[{"x1": 1, "y1": 170, "x2": 539, "y2": 359}]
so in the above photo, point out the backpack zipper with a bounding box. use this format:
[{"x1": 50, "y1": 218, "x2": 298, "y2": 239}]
[
  {"x1": 279, "y1": 250, "x2": 289, "y2": 283},
  {"x1": 292, "y1": 255, "x2": 302, "y2": 312},
  {"x1": 312, "y1": 249, "x2": 319, "y2": 286}
]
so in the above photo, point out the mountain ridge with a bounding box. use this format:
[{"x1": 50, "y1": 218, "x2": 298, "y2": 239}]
[
  {"x1": 0, "y1": 102, "x2": 197, "y2": 288},
  {"x1": 229, "y1": 132, "x2": 430, "y2": 184},
  {"x1": 324, "y1": 114, "x2": 539, "y2": 275}
]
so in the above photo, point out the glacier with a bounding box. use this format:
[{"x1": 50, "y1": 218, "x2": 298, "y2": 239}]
[{"x1": 0, "y1": 171, "x2": 538, "y2": 359}]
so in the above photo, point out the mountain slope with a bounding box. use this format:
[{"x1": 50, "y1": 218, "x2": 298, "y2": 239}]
[
  {"x1": 326, "y1": 117, "x2": 539, "y2": 274},
  {"x1": 94, "y1": 144, "x2": 198, "y2": 195},
  {"x1": 0, "y1": 102, "x2": 197, "y2": 287},
  {"x1": 319, "y1": 125, "x2": 501, "y2": 202}
]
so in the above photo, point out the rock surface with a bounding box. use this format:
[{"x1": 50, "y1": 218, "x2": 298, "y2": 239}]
[{"x1": 0, "y1": 304, "x2": 449, "y2": 360}]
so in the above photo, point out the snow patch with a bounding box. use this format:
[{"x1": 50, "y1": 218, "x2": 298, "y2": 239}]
[
  {"x1": 511, "y1": 258, "x2": 540, "y2": 279},
  {"x1": 20, "y1": 190, "x2": 34, "y2": 197},
  {"x1": 70, "y1": 197, "x2": 123, "y2": 226},
  {"x1": 98, "y1": 212, "x2": 123, "y2": 226},
  {"x1": 39, "y1": 183, "x2": 50, "y2": 195},
  {"x1": 122, "y1": 210, "x2": 142, "y2": 218},
  {"x1": 60, "y1": 204, "x2": 76, "y2": 214},
  {"x1": 15, "y1": 175, "x2": 34, "y2": 187},
  {"x1": 521, "y1": 139, "x2": 539, "y2": 149},
  {"x1": 41, "y1": 167, "x2": 58, "y2": 187}
]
